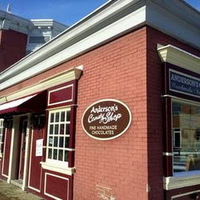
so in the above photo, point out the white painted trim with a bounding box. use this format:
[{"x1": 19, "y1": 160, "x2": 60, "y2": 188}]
[
  {"x1": 164, "y1": 98, "x2": 200, "y2": 191},
  {"x1": 7, "y1": 119, "x2": 16, "y2": 183},
  {"x1": 46, "y1": 108, "x2": 71, "y2": 164},
  {"x1": 0, "y1": 67, "x2": 82, "y2": 105},
  {"x1": 28, "y1": 129, "x2": 33, "y2": 189},
  {"x1": 28, "y1": 185, "x2": 40, "y2": 193},
  {"x1": 44, "y1": 172, "x2": 69, "y2": 200},
  {"x1": 41, "y1": 162, "x2": 75, "y2": 176},
  {"x1": 157, "y1": 44, "x2": 200, "y2": 74},
  {"x1": 164, "y1": 175, "x2": 200, "y2": 190},
  {"x1": 0, "y1": 5, "x2": 146, "y2": 90},
  {"x1": 0, "y1": 119, "x2": 4, "y2": 157},
  {"x1": 2, "y1": 174, "x2": 8, "y2": 178},
  {"x1": 171, "y1": 189, "x2": 200, "y2": 199},
  {"x1": 27, "y1": 129, "x2": 41, "y2": 193},
  {"x1": 22, "y1": 114, "x2": 31, "y2": 191},
  {"x1": 2, "y1": 128, "x2": 8, "y2": 178},
  {"x1": 0, "y1": 0, "x2": 133, "y2": 81},
  {"x1": 48, "y1": 84, "x2": 74, "y2": 106},
  {"x1": 158, "y1": 44, "x2": 200, "y2": 61}
]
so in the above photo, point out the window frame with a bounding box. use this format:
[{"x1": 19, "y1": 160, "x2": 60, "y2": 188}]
[
  {"x1": 171, "y1": 99, "x2": 200, "y2": 176},
  {"x1": 28, "y1": 36, "x2": 51, "y2": 44},
  {"x1": 46, "y1": 107, "x2": 72, "y2": 168},
  {"x1": 164, "y1": 98, "x2": 200, "y2": 190}
]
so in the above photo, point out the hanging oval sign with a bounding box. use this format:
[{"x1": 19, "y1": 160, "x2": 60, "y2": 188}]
[{"x1": 82, "y1": 99, "x2": 132, "y2": 141}]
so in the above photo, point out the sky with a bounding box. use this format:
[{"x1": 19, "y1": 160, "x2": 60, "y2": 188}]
[
  {"x1": 0, "y1": 0, "x2": 199, "y2": 26},
  {"x1": 0, "y1": 0, "x2": 108, "y2": 26}
]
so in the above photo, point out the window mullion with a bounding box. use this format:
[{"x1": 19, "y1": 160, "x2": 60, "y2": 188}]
[{"x1": 47, "y1": 108, "x2": 71, "y2": 164}]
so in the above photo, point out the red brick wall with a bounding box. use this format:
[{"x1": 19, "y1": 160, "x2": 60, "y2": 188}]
[
  {"x1": 1, "y1": 27, "x2": 148, "y2": 200},
  {"x1": 0, "y1": 29, "x2": 27, "y2": 72},
  {"x1": 74, "y1": 27, "x2": 148, "y2": 200},
  {"x1": 0, "y1": 26, "x2": 153, "y2": 200},
  {"x1": 1, "y1": 25, "x2": 199, "y2": 200},
  {"x1": 146, "y1": 26, "x2": 200, "y2": 200}
]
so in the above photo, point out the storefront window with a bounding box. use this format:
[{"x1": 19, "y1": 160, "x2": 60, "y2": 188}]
[
  {"x1": 0, "y1": 119, "x2": 4, "y2": 157},
  {"x1": 172, "y1": 101, "x2": 200, "y2": 176},
  {"x1": 47, "y1": 108, "x2": 70, "y2": 165}
]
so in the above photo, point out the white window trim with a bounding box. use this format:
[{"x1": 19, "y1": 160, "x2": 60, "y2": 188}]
[
  {"x1": 164, "y1": 98, "x2": 200, "y2": 190},
  {"x1": 157, "y1": 44, "x2": 200, "y2": 74},
  {"x1": 0, "y1": 66, "x2": 83, "y2": 105},
  {"x1": 0, "y1": 119, "x2": 4, "y2": 158},
  {"x1": 44, "y1": 107, "x2": 73, "y2": 173},
  {"x1": 164, "y1": 175, "x2": 200, "y2": 190},
  {"x1": 41, "y1": 161, "x2": 75, "y2": 175}
]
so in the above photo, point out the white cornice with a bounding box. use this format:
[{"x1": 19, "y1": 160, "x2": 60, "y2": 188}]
[
  {"x1": 0, "y1": 1, "x2": 146, "y2": 90},
  {"x1": 0, "y1": 0, "x2": 140, "y2": 80},
  {"x1": 0, "y1": 66, "x2": 83, "y2": 105},
  {"x1": 157, "y1": 44, "x2": 200, "y2": 74},
  {"x1": 146, "y1": 0, "x2": 200, "y2": 50},
  {"x1": 30, "y1": 19, "x2": 67, "y2": 30},
  {"x1": 0, "y1": 0, "x2": 200, "y2": 91},
  {"x1": 0, "y1": 10, "x2": 30, "y2": 34},
  {"x1": 0, "y1": 10, "x2": 67, "y2": 34}
]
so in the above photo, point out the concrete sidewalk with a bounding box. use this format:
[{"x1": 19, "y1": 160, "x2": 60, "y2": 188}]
[{"x1": 0, "y1": 180, "x2": 43, "y2": 200}]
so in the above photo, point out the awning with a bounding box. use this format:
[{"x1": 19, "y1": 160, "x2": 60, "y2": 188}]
[{"x1": 0, "y1": 91, "x2": 46, "y2": 116}]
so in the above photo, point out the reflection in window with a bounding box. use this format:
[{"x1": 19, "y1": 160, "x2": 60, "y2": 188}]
[
  {"x1": 47, "y1": 108, "x2": 70, "y2": 163},
  {"x1": 172, "y1": 101, "x2": 200, "y2": 175}
]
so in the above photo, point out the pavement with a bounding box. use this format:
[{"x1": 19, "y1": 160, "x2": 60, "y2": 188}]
[{"x1": 0, "y1": 180, "x2": 43, "y2": 200}]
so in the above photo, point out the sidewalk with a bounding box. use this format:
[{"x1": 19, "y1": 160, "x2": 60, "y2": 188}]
[{"x1": 0, "y1": 180, "x2": 43, "y2": 200}]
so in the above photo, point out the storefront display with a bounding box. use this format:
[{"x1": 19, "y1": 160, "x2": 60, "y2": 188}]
[
  {"x1": 172, "y1": 101, "x2": 200, "y2": 175},
  {"x1": 0, "y1": 0, "x2": 199, "y2": 199}
]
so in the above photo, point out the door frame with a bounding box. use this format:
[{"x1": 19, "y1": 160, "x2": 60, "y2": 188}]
[
  {"x1": 8, "y1": 114, "x2": 31, "y2": 191},
  {"x1": 18, "y1": 117, "x2": 28, "y2": 180}
]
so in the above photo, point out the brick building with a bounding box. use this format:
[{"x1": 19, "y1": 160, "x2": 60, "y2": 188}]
[
  {"x1": 0, "y1": 9, "x2": 67, "y2": 72},
  {"x1": 0, "y1": 0, "x2": 200, "y2": 200}
]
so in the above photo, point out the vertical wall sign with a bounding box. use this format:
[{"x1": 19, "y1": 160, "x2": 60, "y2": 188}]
[
  {"x1": 36, "y1": 139, "x2": 43, "y2": 157},
  {"x1": 82, "y1": 99, "x2": 132, "y2": 141}
]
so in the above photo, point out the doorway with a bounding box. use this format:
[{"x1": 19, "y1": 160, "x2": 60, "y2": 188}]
[{"x1": 18, "y1": 117, "x2": 28, "y2": 180}]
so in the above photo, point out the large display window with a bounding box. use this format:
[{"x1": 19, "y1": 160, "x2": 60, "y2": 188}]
[{"x1": 172, "y1": 101, "x2": 200, "y2": 176}]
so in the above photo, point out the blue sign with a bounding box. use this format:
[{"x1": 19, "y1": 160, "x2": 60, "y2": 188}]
[{"x1": 169, "y1": 70, "x2": 200, "y2": 98}]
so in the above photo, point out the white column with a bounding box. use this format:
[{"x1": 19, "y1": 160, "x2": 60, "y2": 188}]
[
  {"x1": 22, "y1": 113, "x2": 31, "y2": 191},
  {"x1": 7, "y1": 116, "x2": 17, "y2": 184}
]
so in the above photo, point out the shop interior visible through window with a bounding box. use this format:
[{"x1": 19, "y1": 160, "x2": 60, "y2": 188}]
[{"x1": 172, "y1": 101, "x2": 200, "y2": 176}]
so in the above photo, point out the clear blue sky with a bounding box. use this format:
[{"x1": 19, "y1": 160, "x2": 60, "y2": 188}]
[
  {"x1": 0, "y1": 0, "x2": 107, "y2": 25},
  {"x1": 0, "y1": 0, "x2": 199, "y2": 26}
]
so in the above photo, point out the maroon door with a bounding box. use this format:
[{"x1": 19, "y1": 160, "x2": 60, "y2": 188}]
[
  {"x1": 19, "y1": 118, "x2": 28, "y2": 180},
  {"x1": 2, "y1": 128, "x2": 12, "y2": 177}
]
